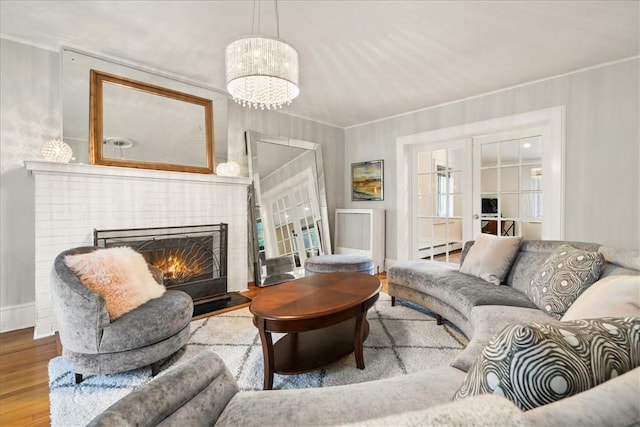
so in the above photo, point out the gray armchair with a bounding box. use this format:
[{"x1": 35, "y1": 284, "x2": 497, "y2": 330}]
[{"x1": 50, "y1": 246, "x2": 193, "y2": 383}]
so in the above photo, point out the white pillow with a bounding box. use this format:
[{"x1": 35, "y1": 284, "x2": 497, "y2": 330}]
[
  {"x1": 459, "y1": 234, "x2": 522, "y2": 285},
  {"x1": 561, "y1": 275, "x2": 640, "y2": 321}
]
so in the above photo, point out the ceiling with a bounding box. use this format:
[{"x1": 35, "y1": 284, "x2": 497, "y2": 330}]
[{"x1": 1, "y1": 1, "x2": 638, "y2": 128}]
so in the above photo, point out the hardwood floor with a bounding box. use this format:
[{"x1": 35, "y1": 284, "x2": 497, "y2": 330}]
[
  {"x1": 0, "y1": 328, "x2": 58, "y2": 426},
  {"x1": 0, "y1": 274, "x2": 388, "y2": 426}
]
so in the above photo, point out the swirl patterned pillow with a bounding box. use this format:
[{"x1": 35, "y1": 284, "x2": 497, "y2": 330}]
[
  {"x1": 453, "y1": 317, "x2": 640, "y2": 410},
  {"x1": 526, "y1": 244, "x2": 605, "y2": 319}
]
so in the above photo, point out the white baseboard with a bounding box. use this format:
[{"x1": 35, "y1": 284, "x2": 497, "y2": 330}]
[{"x1": 0, "y1": 302, "x2": 35, "y2": 333}]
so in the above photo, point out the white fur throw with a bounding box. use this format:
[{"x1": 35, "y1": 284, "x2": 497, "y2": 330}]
[{"x1": 65, "y1": 247, "x2": 166, "y2": 320}]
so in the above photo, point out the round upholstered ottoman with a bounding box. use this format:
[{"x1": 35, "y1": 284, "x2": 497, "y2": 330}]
[{"x1": 304, "y1": 254, "x2": 374, "y2": 276}]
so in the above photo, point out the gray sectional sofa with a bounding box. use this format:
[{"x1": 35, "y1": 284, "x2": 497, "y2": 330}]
[
  {"x1": 88, "y1": 239, "x2": 640, "y2": 426},
  {"x1": 388, "y1": 239, "x2": 639, "y2": 371}
]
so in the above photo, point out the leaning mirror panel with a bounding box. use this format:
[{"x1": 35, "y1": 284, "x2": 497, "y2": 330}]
[{"x1": 247, "y1": 131, "x2": 332, "y2": 287}]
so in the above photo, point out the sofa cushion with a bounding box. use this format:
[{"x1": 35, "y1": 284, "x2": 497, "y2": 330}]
[
  {"x1": 526, "y1": 244, "x2": 605, "y2": 319},
  {"x1": 598, "y1": 245, "x2": 640, "y2": 271},
  {"x1": 339, "y1": 395, "x2": 527, "y2": 427},
  {"x1": 453, "y1": 317, "x2": 640, "y2": 411},
  {"x1": 459, "y1": 234, "x2": 522, "y2": 285},
  {"x1": 388, "y1": 260, "x2": 537, "y2": 319},
  {"x1": 561, "y1": 275, "x2": 640, "y2": 321},
  {"x1": 217, "y1": 366, "x2": 466, "y2": 427},
  {"x1": 523, "y1": 367, "x2": 640, "y2": 427},
  {"x1": 65, "y1": 247, "x2": 166, "y2": 320}
]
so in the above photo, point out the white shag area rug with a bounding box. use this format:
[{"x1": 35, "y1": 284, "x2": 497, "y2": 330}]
[{"x1": 49, "y1": 293, "x2": 466, "y2": 426}]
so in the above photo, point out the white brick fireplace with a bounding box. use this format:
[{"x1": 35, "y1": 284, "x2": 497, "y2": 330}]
[{"x1": 25, "y1": 161, "x2": 251, "y2": 338}]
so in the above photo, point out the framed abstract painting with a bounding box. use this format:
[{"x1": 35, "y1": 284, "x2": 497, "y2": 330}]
[{"x1": 351, "y1": 160, "x2": 384, "y2": 201}]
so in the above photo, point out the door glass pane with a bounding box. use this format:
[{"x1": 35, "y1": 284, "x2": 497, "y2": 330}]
[
  {"x1": 418, "y1": 174, "x2": 433, "y2": 196},
  {"x1": 520, "y1": 165, "x2": 542, "y2": 191},
  {"x1": 432, "y1": 149, "x2": 447, "y2": 169},
  {"x1": 502, "y1": 219, "x2": 517, "y2": 236},
  {"x1": 482, "y1": 219, "x2": 499, "y2": 235},
  {"x1": 433, "y1": 221, "x2": 447, "y2": 245},
  {"x1": 452, "y1": 194, "x2": 462, "y2": 216},
  {"x1": 418, "y1": 151, "x2": 432, "y2": 173},
  {"x1": 500, "y1": 166, "x2": 519, "y2": 192},
  {"x1": 481, "y1": 194, "x2": 498, "y2": 217},
  {"x1": 448, "y1": 148, "x2": 463, "y2": 171},
  {"x1": 521, "y1": 193, "x2": 542, "y2": 220},
  {"x1": 521, "y1": 136, "x2": 542, "y2": 163},
  {"x1": 449, "y1": 171, "x2": 462, "y2": 193},
  {"x1": 481, "y1": 168, "x2": 497, "y2": 193},
  {"x1": 417, "y1": 195, "x2": 433, "y2": 216},
  {"x1": 501, "y1": 193, "x2": 519, "y2": 218},
  {"x1": 500, "y1": 139, "x2": 520, "y2": 165},
  {"x1": 481, "y1": 143, "x2": 498, "y2": 167},
  {"x1": 448, "y1": 219, "x2": 462, "y2": 240},
  {"x1": 418, "y1": 217, "x2": 433, "y2": 240}
]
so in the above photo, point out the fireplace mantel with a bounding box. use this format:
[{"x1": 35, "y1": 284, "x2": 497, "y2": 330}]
[
  {"x1": 25, "y1": 161, "x2": 251, "y2": 186},
  {"x1": 26, "y1": 160, "x2": 251, "y2": 338}
]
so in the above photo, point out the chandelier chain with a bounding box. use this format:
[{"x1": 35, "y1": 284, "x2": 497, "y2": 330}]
[
  {"x1": 275, "y1": 0, "x2": 280, "y2": 39},
  {"x1": 251, "y1": 0, "x2": 280, "y2": 38}
]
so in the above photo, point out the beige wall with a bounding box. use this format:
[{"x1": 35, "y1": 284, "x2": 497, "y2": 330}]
[
  {"x1": 1, "y1": 39, "x2": 61, "y2": 330},
  {"x1": 345, "y1": 58, "x2": 640, "y2": 259}
]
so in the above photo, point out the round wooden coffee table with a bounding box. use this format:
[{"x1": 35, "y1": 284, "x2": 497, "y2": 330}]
[{"x1": 249, "y1": 272, "x2": 381, "y2": 390}]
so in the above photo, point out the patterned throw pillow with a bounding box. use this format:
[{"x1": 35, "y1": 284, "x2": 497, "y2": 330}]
[
  {"x1": 453, "y1": 318, "x2": 640, "y2": 410},
  {"x1": 526, "y1": 244, "x2": 605, "y2": 319}
]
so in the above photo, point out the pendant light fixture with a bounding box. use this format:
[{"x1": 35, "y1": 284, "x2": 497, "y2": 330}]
[{"x1": 225, "y1": 0, "x2": 299, "y2": 110}]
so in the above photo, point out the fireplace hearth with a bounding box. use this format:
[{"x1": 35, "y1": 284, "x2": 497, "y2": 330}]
[{"x1": 94, "y1": 224, "x2": 250, "y2": 315}]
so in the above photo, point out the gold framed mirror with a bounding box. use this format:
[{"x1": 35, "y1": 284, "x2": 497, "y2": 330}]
[{"x1": 89, "y1": 70, "x2": 215, "y2": 174}]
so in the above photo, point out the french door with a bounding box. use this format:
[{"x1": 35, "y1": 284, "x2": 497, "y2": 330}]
[
  {"x1": 411, "y1": 140, "x2": 472, "y2": 262},
  {"x1": 472, "y1": 128, "x2": 544, "y2": 239}
]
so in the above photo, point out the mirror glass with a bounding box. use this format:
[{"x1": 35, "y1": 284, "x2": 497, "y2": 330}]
[
  {"x1": 62, "y1": 48, "x2": 229, "y2": 168},
  {"x1": 247, "y1": 131, "x2": 332, "y2": 286},
  {"x1": 90, "y1": 70, "x2": 214, "y2": 173}
]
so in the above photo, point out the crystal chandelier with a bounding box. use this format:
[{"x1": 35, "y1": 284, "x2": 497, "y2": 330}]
[{"x1": 225, "y1": 0, "x2": 299, "y2": 110}]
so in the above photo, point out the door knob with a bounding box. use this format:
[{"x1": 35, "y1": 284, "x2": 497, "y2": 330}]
[{"x1": 473, "y1": 214, "x2": 479, "y2": 220}]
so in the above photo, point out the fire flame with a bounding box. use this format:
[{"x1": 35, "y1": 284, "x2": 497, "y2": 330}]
[{"x1": 154, "y1": 254, "x2": 203, "y2": 283}]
